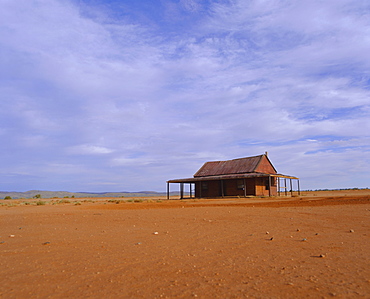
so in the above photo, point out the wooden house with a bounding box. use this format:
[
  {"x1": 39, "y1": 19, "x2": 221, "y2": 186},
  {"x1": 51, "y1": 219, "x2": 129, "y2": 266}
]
[{"x1": 167, "y1": 153, "x2": 299, "y2": 199}]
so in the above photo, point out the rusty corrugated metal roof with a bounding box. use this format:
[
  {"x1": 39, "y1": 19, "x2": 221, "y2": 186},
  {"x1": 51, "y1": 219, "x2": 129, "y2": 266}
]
[{"x1": 194, "y1": 155, "x2": 264, "y2": 177}]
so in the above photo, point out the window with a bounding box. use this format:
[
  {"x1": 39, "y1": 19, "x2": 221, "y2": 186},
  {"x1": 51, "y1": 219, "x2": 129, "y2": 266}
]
[{"x1": 237, "y1": 180, "x2": 244, "y2": 190}]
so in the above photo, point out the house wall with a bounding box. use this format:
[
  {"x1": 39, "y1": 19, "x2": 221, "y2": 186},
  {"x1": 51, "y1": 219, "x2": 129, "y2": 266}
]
[
  {"x1": 223, "y1": 180, "x2": 235, "y2": 196},
  {"x1": 195, "y1": 180, "x2": 221, "y2": 198},
  {"x1": 223, "y1": 179, "x2": 255, "y2": 196},
  {"x1": 195, "y1": 177, "x2": 277, "y2": 198},
  {"x1": 245, "y1": 178, "x2": 257, "y2": 195},
  {"x1": 255, "y1": 177, "x2": 277, "y2": 196}
]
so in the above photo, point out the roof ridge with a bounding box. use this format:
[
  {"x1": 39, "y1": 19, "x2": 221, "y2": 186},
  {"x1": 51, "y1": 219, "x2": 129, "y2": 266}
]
[{"x1": 205, "y1": 154, "x2": 264, "y2": 163}]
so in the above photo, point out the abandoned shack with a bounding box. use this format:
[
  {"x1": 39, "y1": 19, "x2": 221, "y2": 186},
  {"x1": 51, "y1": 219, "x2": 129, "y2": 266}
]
[{"x1": 167, "y1": 153, "x2": 300, "y2": 199}]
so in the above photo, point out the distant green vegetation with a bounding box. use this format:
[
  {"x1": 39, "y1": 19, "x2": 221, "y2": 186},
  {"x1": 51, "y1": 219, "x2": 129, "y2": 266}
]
[
  {"x1": 58, "y1": 199, "x2": 71, "y2": 204},
  {"x1": 108, "y1": 199, "x2": 125, "y2": 204},
  {"x1": 0, "y1": 199, "x2": 98, "y2": 207}
]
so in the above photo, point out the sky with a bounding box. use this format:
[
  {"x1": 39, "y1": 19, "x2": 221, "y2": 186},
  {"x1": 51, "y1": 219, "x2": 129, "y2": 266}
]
[{"x1": 0, "y1": 0, "x2": 369, "y2": 192}]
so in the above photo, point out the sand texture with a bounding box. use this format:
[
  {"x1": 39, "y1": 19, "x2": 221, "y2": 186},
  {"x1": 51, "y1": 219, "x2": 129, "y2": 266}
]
[{"x1": 1, "y1": 191, "x2": 369, "y2": 298}]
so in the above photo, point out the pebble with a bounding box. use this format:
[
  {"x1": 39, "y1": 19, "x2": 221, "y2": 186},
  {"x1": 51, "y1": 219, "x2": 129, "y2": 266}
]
[
  {"x1": 42, "y1": 242, "x2": 51, "y2": 245},
  {"x1": 270, "y1": 237, "x2": 274, "y2": 241},
  {"x1": 266, "y1": 231, "x2": 270, "y2": 235},
  {"x1": 9, "y1": 235, "x2": 15, "y2": 238},
  {"x1": 302, "y1": 238, "x2": 307, "y2": 242},
  {"x1": 349, "y1": 229, "x2": 354, "y2": 233},
  {"x1": 153, "y1": 232, "x2": 159, "y2": 235}
]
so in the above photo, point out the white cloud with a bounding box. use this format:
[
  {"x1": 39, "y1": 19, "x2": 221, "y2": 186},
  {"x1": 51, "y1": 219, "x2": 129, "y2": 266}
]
[
  {"x1": 67, "y1": 145, "x2": 114, "y2": 155},
  {"x1": 110, "y1": 157, "x2": 154, "y2": 167}
]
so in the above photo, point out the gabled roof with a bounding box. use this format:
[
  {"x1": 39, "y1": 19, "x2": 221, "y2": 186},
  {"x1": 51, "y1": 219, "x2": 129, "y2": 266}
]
[{"x1": 194, "y1": 154, "x2": 277, "y2": 177}]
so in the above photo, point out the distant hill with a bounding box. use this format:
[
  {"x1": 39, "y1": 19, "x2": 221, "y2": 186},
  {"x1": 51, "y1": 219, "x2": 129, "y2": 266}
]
[{"x1": 0, "y1": 190, "x2": 182, "y2": 199}]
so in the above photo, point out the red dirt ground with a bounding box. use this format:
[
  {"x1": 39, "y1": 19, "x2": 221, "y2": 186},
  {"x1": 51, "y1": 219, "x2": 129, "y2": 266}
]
[{"x1": 1, "y1": 191, "x2": 369, "y2": 298}]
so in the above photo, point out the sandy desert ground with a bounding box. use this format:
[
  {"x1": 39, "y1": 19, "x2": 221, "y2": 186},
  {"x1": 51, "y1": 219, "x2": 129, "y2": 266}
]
[{"x1": 1, "y1": 190, "x2": 369, "y2": 298}]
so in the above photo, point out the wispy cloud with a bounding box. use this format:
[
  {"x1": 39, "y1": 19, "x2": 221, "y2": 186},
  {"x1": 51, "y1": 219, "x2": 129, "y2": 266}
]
[
  {"x1": 0, "y1": 0, "x2": 369, "y2": 191},
  {"x1": 67, "y1": 145, "x2": 114, "y2": 155}
]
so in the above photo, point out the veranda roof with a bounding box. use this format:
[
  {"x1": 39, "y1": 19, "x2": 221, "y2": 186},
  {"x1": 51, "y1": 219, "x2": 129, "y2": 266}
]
[{"x1": 167, "y1": 172, "x2": 299, "y2": 184}]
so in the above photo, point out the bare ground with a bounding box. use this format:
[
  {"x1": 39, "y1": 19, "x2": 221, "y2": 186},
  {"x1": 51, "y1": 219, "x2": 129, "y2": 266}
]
[{"x1": 1, "y1": 190, "x2": 369, "y2": 298}]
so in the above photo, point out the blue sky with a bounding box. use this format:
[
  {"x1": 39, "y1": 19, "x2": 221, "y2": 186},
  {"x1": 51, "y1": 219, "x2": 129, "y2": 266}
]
[{"x1": 0, "y1": 0, "x2": 369, "y2": 192}]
